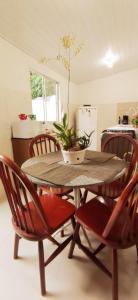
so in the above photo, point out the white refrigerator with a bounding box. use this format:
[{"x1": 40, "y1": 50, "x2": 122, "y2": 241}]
[{"x1": 76, "y1": 106, "x2": 97, "y2": 150}]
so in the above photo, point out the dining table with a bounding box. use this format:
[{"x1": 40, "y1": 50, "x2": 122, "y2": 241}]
[
  {"x1": 22, "y1": 149, "x2": 127, "y2": 208},
  {"x1": 22, "y1": 149, "x2": 127, "y2": 250}
]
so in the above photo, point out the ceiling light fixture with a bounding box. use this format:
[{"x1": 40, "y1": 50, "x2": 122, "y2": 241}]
[{"x1": 102, "y1": 49, "x2": 119, "y2": 68}]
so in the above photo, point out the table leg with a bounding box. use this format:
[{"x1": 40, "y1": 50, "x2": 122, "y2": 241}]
[{"x1": 73, "y1": 188, "x2": 81, "y2": 208}]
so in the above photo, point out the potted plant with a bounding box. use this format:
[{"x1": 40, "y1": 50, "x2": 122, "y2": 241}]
[
  {"x1": 132, "y1": 113, "x2": 138, "y2": 128},
  {"x1": 53, "y1": 113, "x2": 93, "y2": 164}
]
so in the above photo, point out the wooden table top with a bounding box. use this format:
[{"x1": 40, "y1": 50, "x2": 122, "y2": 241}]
[{"x1": 22, "y1": 150, "x2": 127, "y2": 188}]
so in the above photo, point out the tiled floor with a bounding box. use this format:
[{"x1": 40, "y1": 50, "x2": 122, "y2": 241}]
[{"x1": 0, "y1": 199, "x2": 138, "y2": 300}]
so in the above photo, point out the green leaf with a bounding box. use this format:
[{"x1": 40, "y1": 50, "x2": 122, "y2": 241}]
[
  {"x1": 63, "y1": 113, "x2": 68, "y2": 129},
  {"x1": 53, "y1": 122, "x2": 65, "y2": 133}
]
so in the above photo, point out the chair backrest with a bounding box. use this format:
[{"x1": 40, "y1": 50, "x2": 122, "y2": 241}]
[
  {"x1": 29, "y1": 134, "x2": 60, "y2": 157},
  {"x1": 101, "y1": 134, "x2": 138, "y2": 185},
  {"x1": 0, "y1": 155, "x2": 50, "y2": 238},
  {"x1": 102, "y1": 172, "x2": 138, "y2": 246},
  {"x1": 101, "y1": 130, "x2": 136, "y2": 147}
]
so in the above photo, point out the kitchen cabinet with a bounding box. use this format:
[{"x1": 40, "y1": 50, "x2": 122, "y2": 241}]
[{"x1": 11, "y1": 138, "x2": 32, "y2": 166}]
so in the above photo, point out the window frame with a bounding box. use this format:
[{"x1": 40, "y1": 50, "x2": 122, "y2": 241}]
[{"x1": 30, "y1": 70, "x2": 60, "y2": 122}]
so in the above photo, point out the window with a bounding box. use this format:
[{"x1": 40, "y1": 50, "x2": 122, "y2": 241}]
[{"x1": 30, "y1": 72, "x2": 59, "y2": 122}]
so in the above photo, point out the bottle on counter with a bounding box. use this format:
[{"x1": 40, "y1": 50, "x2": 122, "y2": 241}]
[{"x1": 118, "y1": 116, "x2": 121, "y2": 124}]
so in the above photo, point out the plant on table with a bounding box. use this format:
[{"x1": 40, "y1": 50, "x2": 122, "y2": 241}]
[{"x1": 53, "y1": 113, "x2": 93, "y2": 164}]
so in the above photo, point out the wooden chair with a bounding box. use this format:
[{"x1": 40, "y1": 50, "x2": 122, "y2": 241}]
[
  {"x1": 29, "y1": 133, "x2": 73, "y2": 198},
  {"x1": 69, "y1": 172, "x2": 138, "y2": 300},
  {"x1": 83, "y1": 134, "x2": 138, "y2": 205},
  {"x1": 0, "y1": 155, "x2": 76, "y2": 295}
]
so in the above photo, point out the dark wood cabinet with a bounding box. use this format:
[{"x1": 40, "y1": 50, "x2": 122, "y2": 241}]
[{"x1": 11, "y1": 138, "x2": 32, "y2": 166}]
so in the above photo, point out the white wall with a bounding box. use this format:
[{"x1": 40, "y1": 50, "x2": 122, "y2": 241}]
[
  {"x1": 1, "y1": 35, "x2": 138, "y2": 199},
  {"x1": 77, "y1": 68, "x2": 138, "y2": 148},
  {"x1": 0, "y1": 37, "x2": 77, "y2": 199}
]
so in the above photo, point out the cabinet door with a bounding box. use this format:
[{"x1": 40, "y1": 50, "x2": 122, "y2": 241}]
[{"x1": 11, "y1": 138, "x2": 32, "y2": 166}]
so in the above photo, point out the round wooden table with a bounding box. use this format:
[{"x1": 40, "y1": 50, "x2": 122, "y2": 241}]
[{"x1": 22, "y1": 150, "x2": 127, "y2": 207}]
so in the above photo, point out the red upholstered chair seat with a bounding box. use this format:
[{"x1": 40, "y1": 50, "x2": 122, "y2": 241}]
[
  {"x1": 18, "y1": 194, "x2": 75, "y2": 236},
  {"x1": 76, "y1": 198, "x2": 138, "y2": 247},
  {"x1": 76, "y1": 199, "x2": 111, "y2": 236}
]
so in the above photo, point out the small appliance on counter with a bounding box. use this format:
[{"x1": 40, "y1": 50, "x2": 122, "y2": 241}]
[{"x1": 122, "y1": 115, "x2": 129, "y2": 125}]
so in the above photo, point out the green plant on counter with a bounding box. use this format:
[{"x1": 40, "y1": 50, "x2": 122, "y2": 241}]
[{"x1": 132, "y1": 113, "x2": 138, "y2": 126}]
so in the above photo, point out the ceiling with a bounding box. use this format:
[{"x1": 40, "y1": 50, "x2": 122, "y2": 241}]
[{"x1": 0, "y1": 0, "x2": 138, "y2": 83}]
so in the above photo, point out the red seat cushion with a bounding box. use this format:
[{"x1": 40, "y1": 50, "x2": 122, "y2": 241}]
[
  {"x1": 76, "y1": 198, "x2": 111, "y2": 236},
  {"x1": 76, "y1": 198, "x2": 138, "y2": 246},
  {"x1": 21, "y1": 194, "x2": 75, "y2": 236}
]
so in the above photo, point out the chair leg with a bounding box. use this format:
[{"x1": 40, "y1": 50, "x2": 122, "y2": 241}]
[
  {"x1": 60, "y1": 229, "x2": 65, "y2": 237},
  {"x1": 14, "y1": 234, "x2": 20, "y2": 259},
  {"x1": 71, "y1": 216, "x2": 76, "y2": 230},
  {"x1": 39, "y1": 188, "x2": 43, "y2": 196},
  {"x1": 38, "y1": 241, "x2": 46, "y2": 295},
  {"x1": 81, "y1": 189, "x2": 88, "y2": 205},
  {"x1": 112, "y1": 249, "x2": 118, "y2": 300},
  {"x1": 93, "y1": 243, "x2": 106, "y2": 256},
  {"x1": 136, "y1": 244, "x2": 138, "y2": 263},
  {"x1": 79, "y1": 189, "x2": 82, "y2": 200},
  {"x1": 68, "y1": 223, "x2": 81, "y2": 258}
]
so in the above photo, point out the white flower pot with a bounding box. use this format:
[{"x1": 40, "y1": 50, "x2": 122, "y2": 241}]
[{"x1": 61, "y1": 149, "x2": 86, "y2": 164}]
